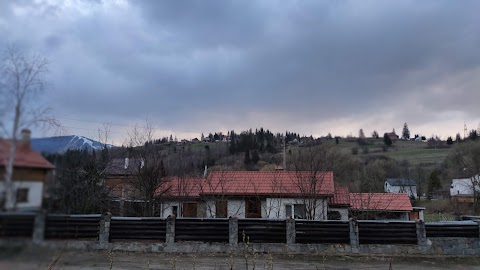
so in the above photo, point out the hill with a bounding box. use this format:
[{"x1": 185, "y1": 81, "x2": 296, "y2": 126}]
[{"x1": 31, "y1": 135, "x2": 112, "y2": 153}]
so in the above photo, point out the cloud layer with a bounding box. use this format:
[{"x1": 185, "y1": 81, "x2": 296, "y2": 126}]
[{"x1": 1, "y1": 0, "x2": 480, "y2": 143}]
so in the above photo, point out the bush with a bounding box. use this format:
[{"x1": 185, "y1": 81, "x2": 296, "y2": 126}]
[
  {"x1": 351, "y1": 147, "x2": 359, "y2": 155},
  {"x1": 362, "y1": 147, "x2": 369, "y2": 154}
]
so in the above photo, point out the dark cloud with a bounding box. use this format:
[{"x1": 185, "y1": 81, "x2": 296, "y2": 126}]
[{"x1": 1, "y1": 0, "x2": 480, "y2": 141}]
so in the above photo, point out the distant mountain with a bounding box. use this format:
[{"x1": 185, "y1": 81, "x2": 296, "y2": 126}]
[{"x1": 31, "y1": 135, "x2": 113, "y2": 153}]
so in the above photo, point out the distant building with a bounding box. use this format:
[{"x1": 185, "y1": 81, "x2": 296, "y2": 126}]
[
  {"x1": 450, "y1": 175, "x2": 480, "y2": 203},
  {"x1": 385, "y1": 178, "x2": 417, "y2": 199},
  {"x1": 384, "y1": 132, "x2": 399, "y2": 141}
]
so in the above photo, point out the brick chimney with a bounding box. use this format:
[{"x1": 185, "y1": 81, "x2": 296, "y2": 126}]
[{"x1": 20, "y1": 128, "x2": 31, "y2": 149}]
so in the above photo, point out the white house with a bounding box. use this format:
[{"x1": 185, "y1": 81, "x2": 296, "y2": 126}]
[
  {"x1": 156, "y1": 171, "x2": 334, "y2": 220},
  {"x1": 385, "y1": 178, "x2": 417, "y2": 199},
  {"x1": 0, "y1": 129, "x2": 55, "y2": 211},
  {"x1": 450, "y1": 175, "x2": 480, "y2": 203}
]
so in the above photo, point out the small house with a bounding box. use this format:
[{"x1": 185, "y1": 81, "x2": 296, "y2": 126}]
[
  {"x1": 0, "y1": 129, "x2": 55, "y2": 211},
  {"x1": 349, "y1": 193, "x2": 413, "y2": 220},
  {"x1": 450, "y1": 175, "x2": 480, "y2": 203},
  {"x1": 385, "y1": 178, "x2": 417, "y2": 198}
]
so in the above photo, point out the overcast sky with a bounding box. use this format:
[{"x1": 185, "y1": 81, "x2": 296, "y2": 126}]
[{"x1": 1, "y1": 0, "x2": 480, "y2": 144}]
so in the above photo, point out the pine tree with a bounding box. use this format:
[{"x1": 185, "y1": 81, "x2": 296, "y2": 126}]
[
  {"x1": 244, "y1": 150, "x2": 251, "y2": 165},
  {"x1": 359, "y1": 129, "x2": 365, "y2": 139},
  {"x1": 251, "y1": 150, "x2": 260, "y2": 164},
  {"x1": 402, "y1": 123, "x2": 410, "y2": 140}
]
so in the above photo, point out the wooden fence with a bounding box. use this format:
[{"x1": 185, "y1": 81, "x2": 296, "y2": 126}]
[
  {"x1": 296, "y1": 220, "x2": 350, "y2": 244},
  {"x1": 238, "y1": 219, "x2": 286, "y2": 243},
  {"x1": 426, "y1": 222, "x2": 479, "y2": 238},
  {"x1": 110, "y1": 217, "x2": 166, "y2": 241},
  {"x1": 0, "y1": 213, "x2": 479, "y2": 246},
  {"x1": 176, "y1": 218, "x2": 229, "y2": 243},
  {"x1": 0, "y1": 213, "x2": 35, "y2": 238},
  {"x1": 44, "y1": 214, "x2": 101, "y2": 240},
  {"x1": 358, "y1": 221, "x2": 417, "y2": 244}
]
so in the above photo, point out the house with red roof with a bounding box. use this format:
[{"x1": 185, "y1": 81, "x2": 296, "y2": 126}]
[
  {"x1": 328, "y1": 188, "x2": 416, "y2": 221},
  {"x1": 156, "y1": 170, "x2": 335, "y2": 220},
  {"x1": 0, "y1": 129, "x2": 55, "y2": 211}
]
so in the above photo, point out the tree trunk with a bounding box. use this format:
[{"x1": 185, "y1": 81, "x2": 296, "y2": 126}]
[{"x1": 4, "y1": 102, "x2": 21, "y2": 211}]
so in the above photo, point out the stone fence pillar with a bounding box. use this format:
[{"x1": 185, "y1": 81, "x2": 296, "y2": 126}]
[
  {"x1": 166, "y1": 215, "x2": 176, "y2": 244},
  {"x1": 286, "y1": 218, "x2": 295, "y2": 244},
  {"x1": 416, "y1": 220, "x2": 427, "y2": 246},
  {"x1": 349, "y1": 219, "x2": 359, "y2": 249},
  {"x1": 33, "y1": 210, "x2": 46, "y2": 244},
  {"x1": 229, "y1": 217, "x2": 238, "y2": 246},
  {"x1": 99, "y1": 212, "x2": 112, "y2": 246}
]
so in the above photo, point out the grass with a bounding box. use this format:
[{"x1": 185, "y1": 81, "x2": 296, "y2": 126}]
[
  {"x1": 424, "y1": 213, "x2": 457, "y2": 222},
  {"x1": 331, "y1": 138, "x2": 451, "y2": 166}
]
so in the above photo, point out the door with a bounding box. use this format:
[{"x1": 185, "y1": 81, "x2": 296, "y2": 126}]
[{"x1": 216, "y1": 200, "x2": 228, "y2": 218}]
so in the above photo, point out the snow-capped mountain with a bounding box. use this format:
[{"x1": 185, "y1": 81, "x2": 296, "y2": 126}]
[{"x1": 31, "y1": 135, "x2": 113, "y2": 153}]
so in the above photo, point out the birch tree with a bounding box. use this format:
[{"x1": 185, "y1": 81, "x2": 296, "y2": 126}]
[{"x1": 1, "y1": 46, "x2": 60, "y2": 211}]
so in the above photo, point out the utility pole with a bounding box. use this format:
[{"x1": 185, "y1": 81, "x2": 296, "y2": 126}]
[
  {"x1": 464, "y1": 122, "x2": 468, "y2": 140},
  {"x1": 283, "y1": 134, "x2": 287, "y2": 169}
]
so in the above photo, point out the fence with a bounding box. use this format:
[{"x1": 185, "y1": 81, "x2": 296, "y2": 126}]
[
  {"x1": 0, "y1": 213, "x2": 479, "y2": 248},
  {"x1": 0, "y1": 213, "x2": 35, "y2": 238}
]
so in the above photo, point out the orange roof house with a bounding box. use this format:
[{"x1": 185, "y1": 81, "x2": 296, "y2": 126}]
[
  {"x1": 0, "y1": 129, "x2": 55, "y2": 211},
  {"x1": 349, "y1": 193, "x2": 413, "y2": 212},
  {"x1": 154, "y1": 170, "x2": 335, "y2": 220}
]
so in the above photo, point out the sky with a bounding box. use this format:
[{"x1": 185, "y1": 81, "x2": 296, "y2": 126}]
[{"x1": 1, "y1": 0, "x2": 480, "y2": 145}]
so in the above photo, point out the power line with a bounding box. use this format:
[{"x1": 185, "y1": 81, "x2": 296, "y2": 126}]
[{"x1": 57, "y1": 116, "x2": 202, "y2": 135}]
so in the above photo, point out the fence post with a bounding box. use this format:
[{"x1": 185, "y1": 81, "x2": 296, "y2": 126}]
[
  {"x1": 99, "y1": 212, "x2": 112, "y2": 247},
  {"x1": 166, "y1": 215, "x2": 176, "y2": 244},
  {"x1": 33, "y1": 211, "x2": 46, "y2": 244},
  {"x1": 229, "y1": 217, "x2": 238, "y2": 246},
  {"x1": 286, "y1": 218, "x2": 295, "y2": 244},
  {"x1": 415, "y1": 220, "x2": 427, "y2": 246},
  {"x1": 349, "y1": 219, "x2": 359, "y2": 249}
]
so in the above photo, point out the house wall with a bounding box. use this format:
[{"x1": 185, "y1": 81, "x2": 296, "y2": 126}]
[
  {"x1": 160, "y1": 197, "x2": 328, "y2": 220},
  {"x1": 227, "y1": 200, "x2": 246, "y2": 218},
  {"x1": 0, "y1": 181, "x2": 44, "y2": 211},
  {"x1": 0, "y1": 167, "x2": 48, "y2": 182},
  {"x1": 450, "y1": 178, "x2": 480, "y2": 196},
  {"x1": 264, "y1": 197, "x2": 328, "y2": 220},
  {"x1": 385, "y1": 182, "x2": 417, "y2": 198}
]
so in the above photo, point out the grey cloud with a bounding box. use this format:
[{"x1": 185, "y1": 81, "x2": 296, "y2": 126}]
[{"x1": 1, "y1": 0, "x2": 480, "y2": 139}]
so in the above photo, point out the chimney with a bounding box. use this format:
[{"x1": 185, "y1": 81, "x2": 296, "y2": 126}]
[
  {"x1": 124, "y1": 158, "x2": 129, "y2": 169},
  {"x1": 20, "y1": 129, "x2": 31, "y2": 149}
]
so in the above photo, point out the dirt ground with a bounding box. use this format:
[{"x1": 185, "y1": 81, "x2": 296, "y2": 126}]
[{"x1": 0, "y1": 246, "x2": 479, "y2": 270}]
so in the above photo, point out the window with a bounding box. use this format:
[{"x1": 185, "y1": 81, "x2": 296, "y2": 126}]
[
  {"x1": 245, "y1": 198, "x2": 262, "y2": 218},
  {"x1": 285, "y1": 204, "x2": 306, "y2": 219},
  {"x1": 216, "y1": 200, "x2": 228, "y2": 218},
  {"x1": 182, "y1": 202, "x2": 198, "y2": 217},
  {"x1": 16, "y1": 188, "x2": 29, "y2": 203},
  {"x1": 172, "y1": 206, "x2": 178, "y2": 217},
  {"x1": 293, "y1": 204, "x2": 306, "y2": 219},
  {"x1": 285, "y1": 204, "x2": 293, "y2": 218}
]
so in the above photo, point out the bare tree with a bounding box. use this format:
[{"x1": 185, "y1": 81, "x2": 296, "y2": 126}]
[
  {"x1": 1, "y1": 46, "x2": 61, "y2": 211},
  {"x1": 287, "y1": 144, "x2": 345, "y2": 220},
  {"x1": 125, "y1": 121, "x2": 169, "y2": 216}
]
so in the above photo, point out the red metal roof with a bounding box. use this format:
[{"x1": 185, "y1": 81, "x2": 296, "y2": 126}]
[
  {"x1": 0, "y1": 140, "x2": 55, "y2": 169},
  {"x1": 160, "y1": 177, "x2": 202, "y2": 197},
  {"x1": 329, "y1": 187, "x2": 350, "y2": 206},
  {"x1": 156, "y1": 171, "x2": 335, "y2": 198},
  {"x1": 349, "y1": 193, "x2": 412, "y2": 211},
  {"x1": 200, "y1": 171, "x2": 334, "y2": 197}
]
